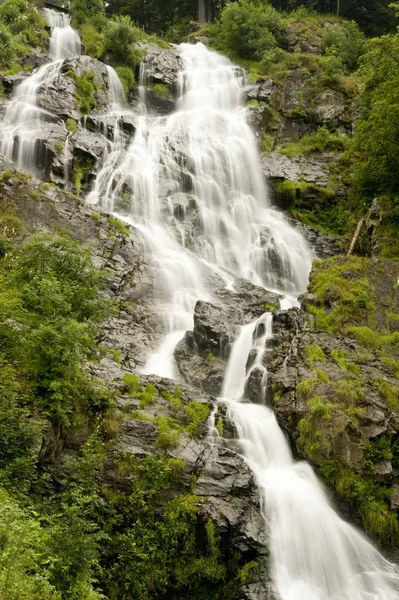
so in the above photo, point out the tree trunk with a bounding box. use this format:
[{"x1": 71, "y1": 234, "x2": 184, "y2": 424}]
[
  {"x1": 347, "y1": 218, "x2": 365, "y2": 256},
  {"x1": 337, "y1": 0, "x2": 340, "y2": 17},
  {"x1": 198, "y1": 0, "x2": 206, "y2": 22}
]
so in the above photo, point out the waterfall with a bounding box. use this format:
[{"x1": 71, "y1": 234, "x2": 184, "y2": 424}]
[
  {"x1": 90, "y1": 42, "x2": 313, "y2": 377},
  {"x1": 0, "y1": 8, "x2": 81, "y2": 173},
  {"x1": 88, "y1": 41, "x2": 399, "y2": 598},
  {"x1": 223, "y1": 323, "x2": 399, "y2": 600}
]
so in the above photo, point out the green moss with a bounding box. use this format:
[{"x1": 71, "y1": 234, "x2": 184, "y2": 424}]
[
  {"x1": 185, "y1": 402, "x2": 210, "y2": 436},
  {"x1": 297, "y1": 418, "x2": 321, "y2": 457},
  {"x1": 259, "y1": 301, "x2": 277, "y2": 312},
  {"x1": 216, "y1": 417, "x2": 224, "y2": 437},
  {"x1": 237, "y1": 560, "x2": 258, "y2": 584},
  {"x1": 122, "y1": 373, "x2": 140, "y2": 396},
  {"x1": 66, "y1": 118, "x2": 77, "y2": 134},
  {"x1": 308, "y1": 258, "x2": 376, "y2": 333},
  {"x1": 315, "y1": 368, "x2": 330, "y2": 383},
  {"x1": 72, "y1": 154, "x2": 95, "y2": 197},
  {"x1": 67, "y1": 70, "x2": 99, "y2": 115},
  {"x1": 307, "y1": 395, "x2": 334, "y2": 422},
  {"x1": 162, "y1": 385, "x2": 183, "y2": 406},
  {"x1": 137, "y1": 383, "x2": 157, "y2": 408},
  {"x1": 346, "y1": 326, "x2": 381, "y2": 349},
  {"x1": 378, "y1": 380, "x2": 399, "y2": 410},
  {"x1": 330, "y1": 349, "x2": 360, "y2": 375},
  {"x1": 91, "y1": 212, "x2": 101, "y2": 222},
  {"x1": 305, "y1": 344, "x2": 326, "y2": 364},
  {"x1": 296, "y1": 377, "x2": 317, "y2": 398},
  {"x1": 109, "y1": 348, "x2": 121, "y2": 364},
  {"x1": 335, "y1": 379, "x2": 364, "y2": 405},
  {"x1": 261, "y1": 132, "x2": 274, "y2": 155},
  {"x1": 154, "y1": 416, "x2": 182, "y2": 452},
  {"x1": 115, "y1": 65, "x2": 135, "y2": 95},
  {"x1": 279, "y1": 126, "x2": 347, "y2": 158},
  {"x1": 107, "y1": 216, "x2": 130, "y2": 236},
  {"x1": 151, "y1": 83, "x2": 169, "y2": 100},
  {"x1": 382, "y1": 356, "x2": 399, "y2": 379},
  {"x1": 319, "y1": 461, "x2": 399, "y2": 546}
]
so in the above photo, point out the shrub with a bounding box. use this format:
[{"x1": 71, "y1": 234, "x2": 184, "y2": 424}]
[
  {"x1": 218, "y1": 0, "x2": 285, "y2": 60},
  {"x1": 81, "y1": 23, "x2": 105, "y2": 58},
  {"x1": 115, "y1": 65, "x2": 135, "y2": 94},
  {"x1": 71, "y1": 0, "x2": 105, "y2": 27},
  {"x1": 103, "y1": 15, "x2": 144, "y2": 67},
  {"x1": 322, "y1": 21, "x2": 366, "y2": 72},
  {"x1": 0, "y1": 24, "x2": 15, "y2": 63}
]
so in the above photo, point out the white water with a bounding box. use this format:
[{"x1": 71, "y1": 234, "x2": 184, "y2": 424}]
[
  {"x1": 90, "y1": 42, "x2": 312, "y2": 377},
  {"x1": 224, "y1": 322, "x2": 399, "y2": 600},
  {"x1": 2, "y1": 16, "x2": 397, "y2": 594},
  {"x1": 87, "y1": 41, "x2": 398, "y2": 599},
  {"x1": 0, "y1": 9, "x2": 81, "y2": 172}
]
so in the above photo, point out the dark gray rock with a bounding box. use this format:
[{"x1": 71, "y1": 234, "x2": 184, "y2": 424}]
[{"x1": 141, "y1": 44, "x2": 182, "y2": 86}]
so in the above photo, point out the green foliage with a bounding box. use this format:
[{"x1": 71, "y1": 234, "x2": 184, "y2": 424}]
[
  {"x1": 279, "y1": 126, "x2": 347, "y2": 158},
  {"x1": 0, "y1": 232, "x2": 113, "y2": 429},
  {"x1": 123, "y1": 373, "x2": 141, "y2": 395},
  {"x1": 217, "y1": 0, "x2": 285, "y2": 60},
  {"x1": 308, "y1": 258, "x2": 374, "y2": 333},
  {"x1": 71, "y1": 0, "x2": 105, "y2": 27},
  {"x1": 308, "y1": 395, "x2": 334, "y2": 421},
  {"x1": 72, "y1": 153, "x2": 95, "y2": 196},
  {"x1": 0, "y1": 489, "x2": 56, "y2": 599},
  {"x1": 152, "y1": 83, "x2": 170, "y2": 99},
  {"x1": 107, "y1": 216, "x2": 130, "y2": 236},
  {"x1": 330, "y1": 349, "x2": 359, "y2": 374},
  {"x1": 322, "y1": 21, "x2": 365, "y2": 72},
  {"x1": 0, "y1": 0, "x2": 48, "y2": 60},
  {"x1": 66, "y1": 118, "x2": 77, "y2": 134},
  {"x1": 185, "y1": 401, "x2": 210, "y2": 435},
  {"x1": 305, "y1": 344, "x2": 326, "y2": 364},
  {"x1": 155, "y1": 416, "x2": 181, "y2": 451},
  {"x1": 319, "y1": 461, "x2": 399, "y2": 545},
  {"x1": 296, "y1": 377, "x2": 317, "y2": 398},
  {"x1": 378, "y1": 380, "x2": 399, "y2": 409},
  {"x1": 346, "y1": 326, "x2": 381, "y2": 349},
  {"x1": 81, "y1": 23, "x2": 105, "y2": 58},
  {"x1": 67, "y1": 70, "x2": 99, "y2": 115},
  {"x1": 297, "y1": 418, "x2": 321, "y2": 457},
  {"x1": 216, "y1": 416, "x2": 224, "y2": 437},
  {"x1": 115, "y1": 65, "x2": 135, "y2": 94},
  {"x1": 352, "y1": 33, "x2": 399, "y2": 203},
  {"x1": 103, "y1": 15, "x2": 144, "y2": 68}
]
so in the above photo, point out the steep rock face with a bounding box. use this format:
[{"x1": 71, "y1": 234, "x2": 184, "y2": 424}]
[
  {"x1": 175, "y1": 287, "x2": 281, "y2": 396},
  {"x1": 263, "y1": 257, "x2": 399, "y2": 548}
]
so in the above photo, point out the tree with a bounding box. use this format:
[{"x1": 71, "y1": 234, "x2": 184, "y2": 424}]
[{"x1": 199, "y1": 0, "x2": 206, "y2": 21}]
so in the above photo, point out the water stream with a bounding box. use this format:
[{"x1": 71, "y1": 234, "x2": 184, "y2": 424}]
[
  {"x1": 1, "y1": 10, "x2": 398, "y2": 598},
  {"x1": 0, "y1": 9, "x2": 81, "y2": 173},
  {"x1": 87, "y1": 41, "x2": 399, "y2": 597}
]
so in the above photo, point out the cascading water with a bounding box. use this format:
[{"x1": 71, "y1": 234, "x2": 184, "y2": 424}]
[
  {"x1": 88, "y1": 41, "x2": 399, "y2": 598},
  {"x1": 90, "y1": 42, "x2": 313, "y2": 377},
  {"x1": 223, "y1": 322, "x2": 399, "y2": 600},
  {"x1": 0, "y1": 8, "x2": 81, "y2": 173}
]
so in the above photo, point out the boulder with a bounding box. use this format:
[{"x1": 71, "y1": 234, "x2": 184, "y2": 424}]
[{"x1": 141, "y1": 44, "x2": 182, "y2": 86}]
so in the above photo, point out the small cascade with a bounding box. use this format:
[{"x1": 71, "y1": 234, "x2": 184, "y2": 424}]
[
  {"x1": 43, "y1": 8, "x2": 81, "y2": 60},
  {"x1": 223, "y1": 318, "x2": 399, "y2": 600},
  {"x1": 0, "y1": 8, "x2": 81, "y2": 173}
]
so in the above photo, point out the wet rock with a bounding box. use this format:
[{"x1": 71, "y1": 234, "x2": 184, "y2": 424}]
[
  {"x1": 245, "y1": 78, "x2": 275, "y2": 102},
  {"x1": 141, "y1": 44, "x2": 182, "y2": 86},
  {"x1": 262, "y1": 152, "x2": 329, "y2": 187},
  {"x1": 36, "y1": 55, "x2": 111, "y2": 120},
  {"x1": 293, "y1": 221, "x2": 342, "y2": 258}
]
